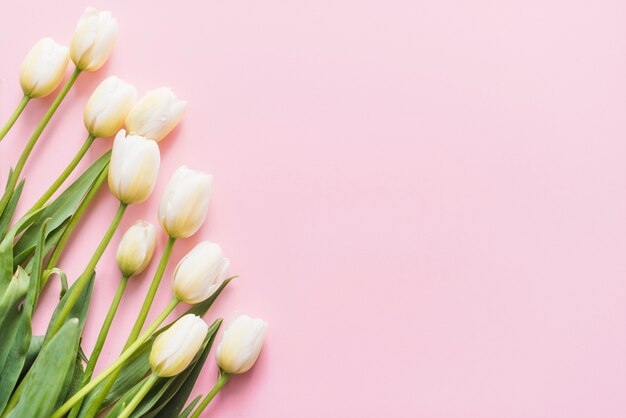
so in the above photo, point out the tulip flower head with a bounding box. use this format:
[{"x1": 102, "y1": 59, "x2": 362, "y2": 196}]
[
  {"x1": 70, "y1": 8, "x2": 118, "y2": 71},
  {"x1": 173, "y1": 241, "x2": 230, "y2": 304},
  {"x1": 108, "y1": 130, "x2": 160, "y2": 204},
  {"x1": 19, "y1": 37, "x2": 69, "y2": 98},
  {"x1": 125, "y1": 88, "x2": 187, "y2": 141},
  {"x1": 158, "y1": 166, "x2": 212, "y2": 238},
  {"x1": 84, "y1": 76, "x2": 137, "y2": 138},
  {"x1": 149, "y1": 314, "x2": 208, "y2": 377},
  {"x1": 116, "y1": 221, "x2": 157, "y2": 277},
  {"x1": 215, "y1": 315, "x2": 267, "y2": 374}
]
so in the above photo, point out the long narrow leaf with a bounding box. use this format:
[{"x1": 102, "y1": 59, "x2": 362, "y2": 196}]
[
  {"x1": 0, "y1": 269, "x2": 29, "y2": 373},
  {"x1": 103, "y1": 378, "x2": 145, "y2": 417},
  {"x1": 107, "y1": 320, "x2": 222, "y2": 418},
  {"x1": 78, "y1": 278, "x2": 234, "y2": 416},
  {"x1": 45, "y1": 272, "x2": 95, "y2": 342},
  {"x1": 0, "y1": 180, "x2": 23, "y2": 238},
  {"x1": 94, "y1": 344, "x2": 152, "y2": 411},
  {"x1": 13, "y1": 151, "x2": 111, "y2": 266},
  {"x1": 0, "y1": 221, "x2": 48, "y2": 412},
  {"x1": 141, "y1": 319, "x2": 223, "y2": 418},
  {"x1": 177, "y1": 396, "x2": 201, "y2": 418},
  {"x1": 0, "y1": 206, "x2": 45, "y2": 295},
  {"x1": 57, "y1": 356, "x2": 85, "y2": 408},
  {"x1": 17, "y1": 335, "x2": 44, "y2": 383},
  {"x1": 4, "y1": 319, "x2": 81, "y2": 418},
  {"x1": 17, "y1": 219, "x2": 69, "y2": 272}
]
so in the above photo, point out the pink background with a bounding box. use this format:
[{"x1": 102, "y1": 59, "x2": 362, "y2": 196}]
[{"x1": 2, "y1": 1, "x2": 626, "y2": 417}]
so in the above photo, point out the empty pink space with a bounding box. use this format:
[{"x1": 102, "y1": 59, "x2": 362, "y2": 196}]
[{"x1": 2, "y1": 0, "x2": 626, "y2": 417}]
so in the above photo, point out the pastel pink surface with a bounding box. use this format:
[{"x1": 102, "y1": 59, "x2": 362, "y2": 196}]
[{"x1": 2, "y1": 1, "x2": 626, "y2": 417}]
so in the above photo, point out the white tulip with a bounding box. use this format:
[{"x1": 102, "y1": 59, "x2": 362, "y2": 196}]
[
  {"x1": 70, "y1": 7, "x2": 118, "y2": 71},
  {"x1": 125, "y1": 88, "x2": 187, "y2": 141},
  {"x1": 84, "y1": 76, "x2": 137, "y2": 138},
  {"x1": 108, "y1": 130, "x2": 160, "y2": 204},
  {"x1": 19, "y1": 37, "x2": 69, "y2": 98},
  {"x1": 215, "y1": 315, "x2": 267, "y2": 374},
  {"x1": 173, "y1": 241, "x2": 229, "y2": 304},
  {"x1": 149, "y1": 314, "x2": 208, "y2": 377},
  {"x1": 116, "y1": 221, "x2": 157, "y2": 277},
  {"x1": 158, "y1": 166, "x2": 212, "y2": 238}
]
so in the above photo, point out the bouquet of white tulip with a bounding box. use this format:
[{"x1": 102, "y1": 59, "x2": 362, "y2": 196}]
[{"x1": 0, "y1": 7, "x2": 267, "y2": 418}]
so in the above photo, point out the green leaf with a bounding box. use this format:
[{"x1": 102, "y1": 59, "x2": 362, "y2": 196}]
[
  {"x1": 18, "y1": 219, "x2": 69, "y2": 274},
  {"x1": 75, "y1": 342, "x2": 152, "y2": 417},
  {"x1": 78, "y1": 278, "x2": 234, "y2": 417},
  {"x1": 57, "y1": 356, "x2": 85, "y2": 408},
  {"x1": 18, "y1": 335, "x2": 44, "y2": 383},
  {"x1": 4, "y1": 319, "x2": 81, "y2": 418},
  {"x1": 0, "y1": 179, "x2": 24, "y2": 238},
  {"x1": 128, "y1": 378, "x2": 175, "y2": 418},
  {"x1": 29, "y1": 219, "x2": 48, "y2": 301},
  {"x1": 12, "y1": 151, "x2": 111, "y2": 267},
  {"x1": 104, "y1": 375, "x2": 149, "y2": 417},
  {"x1": 106, "y1": 320, "x2": 222, "y2": 418},
  {"x1": 0, "y1": 206, "x2": 46, "y2": 296},
  {"x1": 0, "y1": 169, "x2": 18, "y2": 239},
  {"x1": 0, "y1": 268, "x2": 29, "y2": 373},
  {"x1": 44, "y1": 268, "x2": 69, "y2": 300},
  {"x1": 177, "y1": 396, "x2": 201, "y2": 418},
  {"x1": 45, "y1": 272, "x2": 95, "y2": 342},
  {"x1": 0, "y1": 308, "x2": 33, "y2": 413},
  {"x1": 0, "y1": 224, "x2": 21, "y2": 296},
  {"x1": 0, "y1": 221, "x2": 48, "y2": 413},
  {"x1": 104, "y1": 378, "x2": 145, "y2": 417},
  {"x1": 99, "y1": 344, "x2": 152, "y2": 409},
  {"x1": 140, "y1": 319, "x2": 223, "y2": 418}
]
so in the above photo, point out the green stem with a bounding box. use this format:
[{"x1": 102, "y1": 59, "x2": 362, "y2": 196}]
[
  {"x1": 0, "y1": 95, "x2": 30, "y2": 142},
  {"x1": 85, "y1": 274, "x2": 129, "y2": 379},
  {"x1": 80, "y1": 237, "x2": 177, "y2": 418},
  {"x1": 46, "y1": 202, "x2": 127, "y2": 339},
  {"x1": 51, "y1": 298, "x2": 180, "y2": 418},
  {"x1": 42, "y1": 162, "x2": 109, "y2": 286},
  {"x1": 117, "y1": 374, "x2": 159, "y2": 418},
  {"x1": 0, "y1": 68, "x2": 81, "y2": 218},
  {"x1": 66, "y1": 275, "x2": 129, "y2": 418},
  {"x1": 126, "y1": 236, "x2": 176, "y2": 345},
  {"x1": 26, "y1": 133, "x2": 96, "y2": 215},
  {"x1": 190, "y1": 372, "x2": 231, "y2": 418}
]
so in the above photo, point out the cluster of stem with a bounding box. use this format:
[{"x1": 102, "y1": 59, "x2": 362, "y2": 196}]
[{"x1": 1, "y1": 63, "x2": 232, "y2": 418}]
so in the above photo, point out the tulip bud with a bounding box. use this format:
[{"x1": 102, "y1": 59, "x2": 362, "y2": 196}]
[
  {"x1": 108, "y1": 130, "x2": 160, "y2": 204},
  {"x1": 19, "y1": 38, "x2": 69, "y2": 98},
  {"x1": 70, "y1": 8, "x2": 118, "y2": 71},
  {"x1": 215, "y1": 315, "x2": 267, "y2": 374},
  {"x1": 149, "y1": 314, "x2": 208, "y2": 377},
  {"x1": 172, "y1": 241, "x2": 229, "y2": 304},
  {"x1": 125, "y1": 88, "x2": 187, "y2": 141},
  {"x1": 158, "y1": 166, "x2": 212, "y2": 238},
  {"x1": 116, "y1": 221, "x2": 157, "y2": 277},
  {"x1": 84, "y1": 76, "x2": 137, "y2": 138}
]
